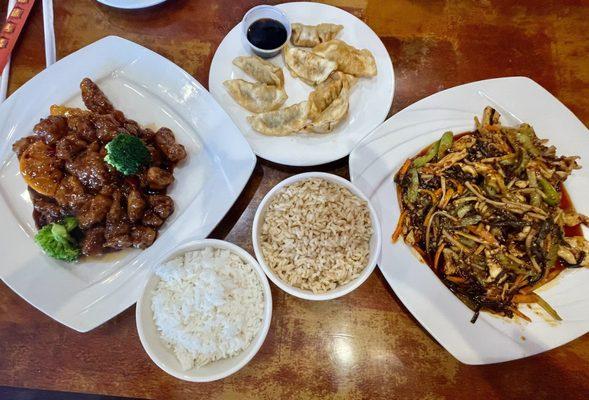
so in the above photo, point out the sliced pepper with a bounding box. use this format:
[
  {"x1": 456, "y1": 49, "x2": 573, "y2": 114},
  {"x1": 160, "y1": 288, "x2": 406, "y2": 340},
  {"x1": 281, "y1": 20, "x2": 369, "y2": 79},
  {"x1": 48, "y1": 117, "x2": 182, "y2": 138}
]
[
  {"x1": 514, "y1": 149, "x2": 529, "y2": 175},
  {"x1": 545, "y1": 240, "x2": 559, "y2": 269},
  {"x1": 496, "y1": 253, "x2": 528, "y2": 275},
  {"x1": 437, "y1": 131, "x2": 454, "y2": 160},
  {"x1": 538, "y1": 177, "x2": 561, "y2": 206},
  {"x1": 413, "y1": 141, "x2": 440, "y2": 168},
  {"x1": 456, "y1": 214, "x2": 482, "y2": 227},
  {"x1": 405, "y1": 168, "x2": 419, "y2": 203},
  {"x1": 515, "y1": 124, "x2": 541, "y2": 157}
]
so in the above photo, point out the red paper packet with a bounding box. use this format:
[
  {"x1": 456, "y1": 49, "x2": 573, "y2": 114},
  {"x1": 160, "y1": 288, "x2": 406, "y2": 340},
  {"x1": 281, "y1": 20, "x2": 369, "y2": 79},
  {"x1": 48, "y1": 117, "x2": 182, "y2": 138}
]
[{"x1": 0, "y1": 0, "x2": 37, "y2": 72}]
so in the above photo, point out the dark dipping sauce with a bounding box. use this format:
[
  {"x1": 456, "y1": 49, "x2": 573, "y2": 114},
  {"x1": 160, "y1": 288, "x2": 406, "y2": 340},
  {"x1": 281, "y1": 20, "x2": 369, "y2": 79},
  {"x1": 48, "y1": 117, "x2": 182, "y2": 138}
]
[{"x1": 247, "y1": 18, "x2": 287, "y2": 50}]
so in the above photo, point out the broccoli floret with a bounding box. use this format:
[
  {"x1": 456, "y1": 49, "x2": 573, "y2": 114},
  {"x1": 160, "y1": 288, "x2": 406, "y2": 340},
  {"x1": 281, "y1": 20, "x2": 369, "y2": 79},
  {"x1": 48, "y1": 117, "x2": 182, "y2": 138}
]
[
  {"x1": 104, "y1": 133, "x2": 151, "y2": 176},
  {"x1": 34, "y1": 217, "x2": 80, "y2": 262}
]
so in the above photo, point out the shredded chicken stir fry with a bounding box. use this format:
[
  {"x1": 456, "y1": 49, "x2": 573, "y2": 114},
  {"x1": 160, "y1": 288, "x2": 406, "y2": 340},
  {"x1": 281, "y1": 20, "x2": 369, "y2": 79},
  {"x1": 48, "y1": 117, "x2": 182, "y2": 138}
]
[{"x1": 393, "y1": 107, "x2": 588, "y2": 323}]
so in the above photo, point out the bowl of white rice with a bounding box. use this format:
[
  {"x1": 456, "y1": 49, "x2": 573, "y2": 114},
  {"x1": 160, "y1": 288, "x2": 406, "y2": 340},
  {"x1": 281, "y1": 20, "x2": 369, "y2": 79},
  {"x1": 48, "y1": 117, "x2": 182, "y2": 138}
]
[
  {"x1": 136, "y1": 239, "x2": 272, "y2": 382},
  {"x1": 252, "y1": 172, "x2": 382, "y2": 301}
]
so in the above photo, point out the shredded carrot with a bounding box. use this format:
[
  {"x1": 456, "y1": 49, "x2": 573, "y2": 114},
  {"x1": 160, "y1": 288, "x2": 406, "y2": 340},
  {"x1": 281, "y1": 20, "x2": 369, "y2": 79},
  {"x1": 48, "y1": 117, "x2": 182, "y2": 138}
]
[
  {"x1": 391, "y1": 211, "x2": 407, "y2": 243},
  {"x1": 423, "y1": 207, "x2": 436, "y2": 228},
  {"x1": 446, "y1": 179, "x2": 464, "y2": 195},
  {"x1": 513, "y1": 308, "x2": 532, "y2": 322},
  {"x1": 467, "y1": 224, "x2": 498, "y2": 246},
  {"x1": 518, "y1": 285, "x2": 533, "y2": 295},
  {"x1": 397, "y1": 159, "x2": 412, "y2": 180},
  {"x1": 433, "y1": 243, "x2": 445, "y2": 271},
  {"x1": 439, "y1": 188, "x2": 454, "y2": 209},
  {"x1": 411, "y1": 245, "x2": 428, "y2": 263},
  {"x1": 513, "y1": 294, "x2": 536, "y2": 303},
  {"x1": 513, "y1": 274, "x2": 528, "y2": 290},
  {"x1": 446, "y1": 276, "x2": 466, "y2": 283},
  {"x1": 432, "y1": 189, "x2": 442, "y2": 204}
]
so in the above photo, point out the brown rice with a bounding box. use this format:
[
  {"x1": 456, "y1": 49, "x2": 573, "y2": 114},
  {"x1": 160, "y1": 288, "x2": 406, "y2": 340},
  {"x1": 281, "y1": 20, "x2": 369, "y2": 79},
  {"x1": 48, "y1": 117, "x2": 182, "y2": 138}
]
[{"x1": 259, "y1": 178, "x2": 373, "y2": 294}]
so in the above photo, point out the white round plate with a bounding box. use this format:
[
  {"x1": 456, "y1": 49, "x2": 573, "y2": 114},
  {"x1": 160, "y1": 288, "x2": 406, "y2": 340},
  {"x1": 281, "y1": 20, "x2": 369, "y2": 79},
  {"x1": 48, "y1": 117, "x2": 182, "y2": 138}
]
[
  {"x1": 97, "y1": 0, "x2": 167, "y2": 9},
  {"x1": 209, "y1": 2, "x2": 394, "y2": 166}
]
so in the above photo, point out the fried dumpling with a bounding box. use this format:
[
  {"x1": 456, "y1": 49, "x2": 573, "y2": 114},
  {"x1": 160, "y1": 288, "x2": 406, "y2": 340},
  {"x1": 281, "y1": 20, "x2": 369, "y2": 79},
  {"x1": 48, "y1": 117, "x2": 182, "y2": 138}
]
[
  {"x1": 223, "y1": 79, "x2": 287, "y2": 113},
  {"x1": 307, "y1": 72, "x2": 351, "y2": 133},
  {"x1": 326, "y1": 70, "x2": 358, "y2": 89},
  {"x1": 233, "y1": 55, "x2": 284, "y2": 87},
  {"x1": 283, "y1": 45, "x2": 338, "y2": 86},
  {"x1": 309, "y1": 96, "x2": 349, "y2": 133},
  {"x1": 290, "y1": 23, "x2": 344, "y2": 47},
  {"x1": 247, "y1": 101, "x2": 309, "y2": 136},
  {"x1": 312, "y1": 39, "x2": 377, "y2": 77}
]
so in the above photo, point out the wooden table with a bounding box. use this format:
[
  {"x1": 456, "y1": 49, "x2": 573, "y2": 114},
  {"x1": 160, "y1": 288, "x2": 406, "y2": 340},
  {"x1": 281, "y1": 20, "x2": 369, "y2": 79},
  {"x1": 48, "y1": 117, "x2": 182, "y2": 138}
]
[{"x1": 1, "y1": 1, "x2": 588, "y2": 399}]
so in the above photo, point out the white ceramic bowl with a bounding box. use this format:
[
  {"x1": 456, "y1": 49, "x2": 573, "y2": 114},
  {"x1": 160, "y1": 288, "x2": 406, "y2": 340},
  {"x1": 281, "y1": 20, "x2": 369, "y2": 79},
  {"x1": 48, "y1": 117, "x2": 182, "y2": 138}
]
[
  {"x1": 252, "y1": 172, "x2": 382, "y2": 301},
  {"x1": 136, "y1": 239, "x2": 273, "y2": 382},
  {"x1": 241, "y1": 5, "x2": 291, "y2": 58}
]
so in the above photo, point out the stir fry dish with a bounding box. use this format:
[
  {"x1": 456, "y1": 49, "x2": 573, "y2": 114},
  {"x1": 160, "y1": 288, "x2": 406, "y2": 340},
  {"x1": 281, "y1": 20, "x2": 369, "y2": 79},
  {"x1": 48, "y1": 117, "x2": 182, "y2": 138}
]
[
  {"x1": 12, "y1": 78, "x2": 187, "y2": 262},
  {"x1": 393, "y1": 107, "x2": 588, "y2": 323}
]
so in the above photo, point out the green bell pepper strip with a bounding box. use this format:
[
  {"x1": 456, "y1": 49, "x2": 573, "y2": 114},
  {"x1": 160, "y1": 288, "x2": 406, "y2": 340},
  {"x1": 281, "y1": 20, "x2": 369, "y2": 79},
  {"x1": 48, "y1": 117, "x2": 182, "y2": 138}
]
[
  {"x1": 516, "y1": 125, "x2": 541, "y2": 157},
  {"x1": 514, "y1": 149, "x2": 530, "y2": 175},
  {"x1": 538, "y1": 178, "x2": 561, "y2": 206},
  {"x1": 405, "y1": 168, "x2": 419, "y2": 203},
  {"x1": 437, "y1": 131, "x2": 453, "y2": 160},
  {"x1": 413, "y1": 141, "x2": 440, "y2": 168}
]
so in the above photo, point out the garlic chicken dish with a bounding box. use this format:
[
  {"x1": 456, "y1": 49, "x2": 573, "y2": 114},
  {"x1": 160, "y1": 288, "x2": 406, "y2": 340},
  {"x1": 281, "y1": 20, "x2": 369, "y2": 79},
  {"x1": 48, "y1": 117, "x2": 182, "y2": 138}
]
[{"x1": 393, "y1": 107, "x2": 588, "y2": 323}]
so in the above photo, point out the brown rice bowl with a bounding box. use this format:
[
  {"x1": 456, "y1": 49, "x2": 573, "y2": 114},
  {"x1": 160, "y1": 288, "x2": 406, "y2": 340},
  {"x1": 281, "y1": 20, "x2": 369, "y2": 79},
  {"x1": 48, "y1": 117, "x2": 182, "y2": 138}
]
[{"x1": 252, "y1": 172, "x2": 382, "y2": 301}]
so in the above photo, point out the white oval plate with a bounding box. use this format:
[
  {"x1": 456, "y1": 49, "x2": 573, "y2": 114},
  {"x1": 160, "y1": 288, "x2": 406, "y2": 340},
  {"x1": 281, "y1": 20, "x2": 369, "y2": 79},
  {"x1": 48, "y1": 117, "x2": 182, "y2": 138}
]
[
  {"x1": 209, "y1": 2, "x2": 394, "y2": 166},
  {"x1": 97, "y1": 0, "x2": 167, "y2": 9},
  {"x1": 0, "y1": 36, "x2": 256, "y2": 332},
  {"x1": 349, "y1": 77, "x2": 589, "y2": 364}
]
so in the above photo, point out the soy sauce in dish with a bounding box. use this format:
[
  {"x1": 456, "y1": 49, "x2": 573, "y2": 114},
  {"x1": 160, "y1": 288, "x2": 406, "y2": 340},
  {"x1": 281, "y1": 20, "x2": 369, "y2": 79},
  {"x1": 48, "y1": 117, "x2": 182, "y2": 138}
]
[{"x1": 247, "y1": 18, "x2": 287, "y2": 50}]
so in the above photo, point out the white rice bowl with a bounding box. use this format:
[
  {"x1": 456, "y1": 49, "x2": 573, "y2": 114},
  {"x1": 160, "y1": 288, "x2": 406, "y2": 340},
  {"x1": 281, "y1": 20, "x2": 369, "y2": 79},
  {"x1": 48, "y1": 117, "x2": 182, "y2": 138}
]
[{"x1": 151, "y1": 247, "x2": 264, "y2": 370}]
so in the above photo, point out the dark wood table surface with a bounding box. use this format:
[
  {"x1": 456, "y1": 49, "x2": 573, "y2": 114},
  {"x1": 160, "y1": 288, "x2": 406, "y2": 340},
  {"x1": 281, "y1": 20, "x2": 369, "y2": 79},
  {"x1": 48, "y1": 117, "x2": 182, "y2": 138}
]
[{"x1": 1, "y1": 1, "x2": 588, "y2": 399}]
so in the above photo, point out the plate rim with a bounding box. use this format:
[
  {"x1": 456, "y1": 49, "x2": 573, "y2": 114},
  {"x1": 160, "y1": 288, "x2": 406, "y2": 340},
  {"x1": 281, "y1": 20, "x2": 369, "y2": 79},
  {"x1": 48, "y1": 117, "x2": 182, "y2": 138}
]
[{"x1": 96, "y1": 0, "x2": 167, "y2": 9}]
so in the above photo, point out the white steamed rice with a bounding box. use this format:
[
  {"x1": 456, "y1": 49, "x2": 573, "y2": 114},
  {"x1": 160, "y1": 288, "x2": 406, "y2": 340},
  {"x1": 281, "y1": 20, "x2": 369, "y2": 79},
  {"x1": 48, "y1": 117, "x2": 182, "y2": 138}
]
[{"x1": 151, "y1": 247, "x2": 264, "y2": 370}]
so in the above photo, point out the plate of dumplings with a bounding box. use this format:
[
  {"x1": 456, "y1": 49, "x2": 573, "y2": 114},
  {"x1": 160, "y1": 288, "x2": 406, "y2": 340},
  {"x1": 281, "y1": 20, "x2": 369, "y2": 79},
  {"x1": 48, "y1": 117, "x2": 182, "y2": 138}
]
[{"x1": 209, "y1": 2, "x2": 394, "y2": 166}]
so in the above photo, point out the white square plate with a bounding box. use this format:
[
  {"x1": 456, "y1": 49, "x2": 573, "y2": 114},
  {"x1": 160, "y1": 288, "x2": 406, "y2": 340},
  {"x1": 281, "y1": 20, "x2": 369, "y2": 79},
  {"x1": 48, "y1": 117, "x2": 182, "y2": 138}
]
[
  {"x1": 349, "y1": 77, "x2": 589, "y2": 364},
  {"x1": 208, "y1": 2, "x2": 394, "y2": 166},
  {"x1": 0, "y1": 36, "x2": 256, "y2": 332}
]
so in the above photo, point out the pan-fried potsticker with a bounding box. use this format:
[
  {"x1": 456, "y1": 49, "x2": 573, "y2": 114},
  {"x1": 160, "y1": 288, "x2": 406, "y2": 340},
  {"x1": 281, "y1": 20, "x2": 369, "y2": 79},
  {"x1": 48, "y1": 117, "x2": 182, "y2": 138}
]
[
  {"x1": 223, "y1": 79, "x2": 287, "y2": 113},
  {"x1": 290, "y1": 23, "x2": 343, "y2": 47}
]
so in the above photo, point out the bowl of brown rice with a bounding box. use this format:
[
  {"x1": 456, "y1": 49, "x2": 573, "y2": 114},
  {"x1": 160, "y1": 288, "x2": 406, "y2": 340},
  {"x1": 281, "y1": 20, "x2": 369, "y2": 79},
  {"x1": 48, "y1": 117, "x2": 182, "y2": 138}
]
[{"x1": 252, "y1": 172, "x2": 381, "y2": 300}]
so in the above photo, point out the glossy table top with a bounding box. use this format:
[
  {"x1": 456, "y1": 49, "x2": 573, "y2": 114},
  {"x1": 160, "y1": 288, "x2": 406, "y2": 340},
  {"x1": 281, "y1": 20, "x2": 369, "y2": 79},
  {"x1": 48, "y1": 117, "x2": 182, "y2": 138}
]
[{"x1": 1, "y1": 1, "x2": 588, "y2": 399}]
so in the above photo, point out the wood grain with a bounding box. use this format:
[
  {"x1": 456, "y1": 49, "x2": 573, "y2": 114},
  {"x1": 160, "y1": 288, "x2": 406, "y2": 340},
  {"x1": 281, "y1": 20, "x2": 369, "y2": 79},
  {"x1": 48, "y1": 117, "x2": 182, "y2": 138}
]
[{"x1": 1, "y1": 1, "x2": 588, "y2": 399}]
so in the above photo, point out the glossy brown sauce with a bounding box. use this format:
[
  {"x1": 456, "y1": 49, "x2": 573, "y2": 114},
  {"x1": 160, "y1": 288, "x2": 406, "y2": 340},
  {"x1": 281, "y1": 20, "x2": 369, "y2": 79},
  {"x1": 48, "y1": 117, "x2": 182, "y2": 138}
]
[{"x1": 560, "y1": 185, "x2": 583, "y2": 237}]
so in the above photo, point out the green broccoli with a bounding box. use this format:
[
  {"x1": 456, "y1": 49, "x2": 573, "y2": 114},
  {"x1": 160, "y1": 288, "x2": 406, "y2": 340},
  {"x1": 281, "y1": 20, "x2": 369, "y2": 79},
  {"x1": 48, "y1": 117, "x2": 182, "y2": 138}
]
[
  {"x1": 104, "y1": 133, "x2": 151, "y2": 176},
  {"x1": 34, "y1": 217, "x2": 80, "y2": 262}
]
